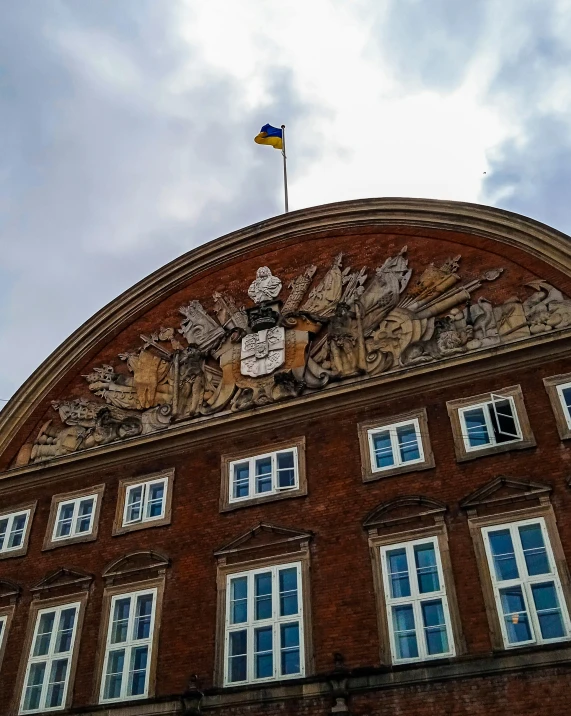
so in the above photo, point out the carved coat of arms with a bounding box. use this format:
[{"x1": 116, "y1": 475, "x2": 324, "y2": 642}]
[{"x1": 240, "y1": 327, "x2": 285, "y2": 377}]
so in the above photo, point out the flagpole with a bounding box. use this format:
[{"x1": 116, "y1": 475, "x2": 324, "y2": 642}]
[{"x1": 281, "y1": 124, "x2": 289, "y2": 213}]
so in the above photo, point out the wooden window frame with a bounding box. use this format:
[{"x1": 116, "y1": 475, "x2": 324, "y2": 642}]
[
  {"x1": 0, "y1": 502, "x2": 36, "y2": 561},
  {"x1": 12, "y1": 592, "x2": 87, "y2": 715},
  {"x1": 93, "y1": 575, "x2": 165, "y2": 705},
  {"x1": 543, "y1": 373, "x2": 571, "y2": 440},
  {"x1": 112, "y1": 469, "x2": 174, "y2": 537},
  {"x1": 43, "y1": 485, "x2": 104, "y2": 551},
  {"x1": 446, "y1": 385, "x2": 535, "y2": 462},
  {"x1": 368, "y1": 521, "x2": 465, "y2": 666},
  {"x1": 220, "y1": 438, "x2": 306, "y2": 513},
  {"x1": 467, "y1": 502, "x2": 571, "y2": 651},
  {"x1": 358, "y1": 408, "x2": 434, "y2": 482},
  {"x1": 0, "y1": 605, "x2": 15, "y2": 675}
]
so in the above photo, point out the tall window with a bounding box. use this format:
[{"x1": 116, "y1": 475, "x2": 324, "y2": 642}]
[
  {"x1": 225, "y1": 563, "x2": 304, "y2": 685},
  {"x1": 53, "y1": 495, "x2": 97, "y2": 541},
  {"x1": 482, "y1": 518, "x2": 571, "y2": 647},
  {"x1": 229, "y1": 448, "x2": 298, "y2": 504},
  {"x1": 0, "y1": 509, "x2": 31, "y2": 555},
  {"x1": 368, "y1": 419, "x2": 424, "y2": 472},
  {"x1": 100, "y1": 588, "x2": 157, "y2": 702},
  {"x1": 556, "y1": 381, "x2": 571, "y2": 429},
  {"x1": 123, "y1": 478, "x2": 167, "y2": 526},
  {"x1": 458, "y1": 395, "x2": 522, "y2": 451},
  {"x1": 380, "y1": 537, "x2": 455, "y2": 663},
  {"x1": 20, "y1": 602, "x2": 80, "y2": 713},
  {"x1": 0, "y1": 613, "x2": 7, "y2": 651}
]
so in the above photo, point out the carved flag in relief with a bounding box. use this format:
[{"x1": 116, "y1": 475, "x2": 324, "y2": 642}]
[{"x1": 240, "y1": 327, "x2": 285, "y2": 377}]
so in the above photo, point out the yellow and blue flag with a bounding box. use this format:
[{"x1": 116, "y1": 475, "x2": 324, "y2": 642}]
[{"x1": 254, "y1": 124, "x2": 283, "y2": 150}]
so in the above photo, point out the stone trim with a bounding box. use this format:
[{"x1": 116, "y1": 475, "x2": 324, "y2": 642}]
[
  {"x1": 102, "y1": 550, "x2": 170, "y2": 586},
  {"x1": 30, "y1": 567, "x2": 94, "y2": 597},
  {"x1": 459, "y1": 475, "x2": 552, "y2": 511},
  {"x1": 0, "y1": 578, "x2": 21, "y2": 604},
  {"x1": 0, "y1": 500, "x2": 36, "y2": 561},
  {"x1": 446, "y1": 384, "x2": 536, "y2": 462},
  {"x1": 466, "y1": 502, "x2": 571, "y2": 651},
  {"x1": 219, "y1": 437, "x2": 307, "y2": 512},
  {"x1": 358, "y1": 408, "x2": 434, "y2": 482},
  {"x1": 42, "y1": 483, "x2": 105, "y2": 551},
  {"x1": 112, "y1": 468, "x2": 174, "y2": 537},
  {"x1": 0, "y1": 604, "x2": 15, "y2": 675},
  {"x1": 363, "y1": 495, "x2": 447, "y2": 531},
  {"x1": 10, "y1": 590, "x2": 88, "y2": 716},
  {"x1": 543, "y1": 372, "x2": 571, "y2": 440}
]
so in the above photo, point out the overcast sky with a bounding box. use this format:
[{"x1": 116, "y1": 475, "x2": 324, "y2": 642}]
[{"x1": 2, "y1": 0, "x2": 571, "y2": 403}]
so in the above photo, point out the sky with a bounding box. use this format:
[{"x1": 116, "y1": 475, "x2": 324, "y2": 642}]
[{"x1": 2, "y1": 0, "x2": 571, "y2": 403}]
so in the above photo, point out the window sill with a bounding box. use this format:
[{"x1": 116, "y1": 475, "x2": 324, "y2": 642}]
[
  {"x1": 362, "y1": 458, "x2": 436, "y2": 483},
  {"x1": 455, "y1": 437, "x2": 536, "y2": 463},
  {"x1": 221, "y1": 487, "x2": 308, "y2": 513},
  {"x1": 112, "y1": 515, "x2": 171, "y2": 537},
  {"x1": 42, "y1": 532, "x2": 98, "y2": 551}
]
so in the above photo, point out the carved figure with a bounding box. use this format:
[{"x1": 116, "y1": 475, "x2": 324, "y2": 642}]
[
  {"x1": 212, "y1": 292, "x2": 248, "y2": 335},
  {"x1": 177, "y1": 347, "x2": 206, "y2": 417},
  {"x1": 523, "y1": 280, "x2": 571, "y2": 333},
  {"x1": 360, "y1": 248, "x2": 412, "y2": 334},
  {"x1": 247, "y1": 267, "x2": 282, "y2": 304},
  {"x1": 119, "y1": 350, "x2": 170, "y2": 409},
  {"x1": 282, "y1": 265, "x2": 317, "y2": 314},
  {"x1": 301, "y1": 253, "x2": 347, "y2": 318},
  {"x1": 179, "y1": 300, "x2": 225, "y2": 351}
]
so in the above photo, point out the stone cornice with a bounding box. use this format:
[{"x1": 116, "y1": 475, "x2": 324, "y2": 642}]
[{"x1": 2, "y1": 198, "x2": 571, "y2": 469}]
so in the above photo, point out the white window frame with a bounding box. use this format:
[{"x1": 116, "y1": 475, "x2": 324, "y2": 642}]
[
  {"x1": 555, "y1": 381, "x2": 571, "y2": 430},
  {"x1": 19, "y1": 601, "x2": 81, "y2": 714},
  {"x1": 0, "y1": 613, "x2": 7, "y2": 650},
  {"x1": 482, "y1": 517, "x2": 571, "y2": 649},
  {"x1": 224, "y1": 562, "x2": 305, "y2": 685},
  {"x1": 380, "y1": 536, "x2": 455, "y2": 664},
  {"x1": 0, "y1": 509, "x2": 31, "y2": 554},
  {"x1": 52, "y1": 494, "x2": 98, "y2": 542},
  {"x1": 122, "y1": 478, "x2": 167, "y2": 527},
  {"x1": 367, "y1": 418, "x2": 425, "y2": 473},
  {"x1": 228, "y1": 447, "x2": 299, "y2": 504},
  {"x1": 99, "y1": 588, "x2": 157, "y2": 703},
  {"x1": 458, "y1": 395, "x2": 522, "y2": 453}
]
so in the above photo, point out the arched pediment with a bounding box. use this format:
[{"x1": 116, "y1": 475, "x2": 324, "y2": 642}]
[
  {"x1": 0, "y1": 578, "x2": 21, "y2": 603},
  {"x1": 102, "y1": 550, "x2": 170, "y2": 583},
  {"x1": 363, "y1": 496, "x2": 447, "y2": 532},
  {"x1": 4, "y1": 198, "x2": 571, "y2": 473}
]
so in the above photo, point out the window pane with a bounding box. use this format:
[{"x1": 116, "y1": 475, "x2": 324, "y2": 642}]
[
  {"x1": 279, "y1": 567, "x2": 298, "y2": 616},
  {"x1": 255, "y1": 572, "x2": 272, "y2": 620},
  {"x1": 387, "y1": 548, "x2": 411, "y2": 598},
  {"x1": 0, "y1": 518, "x2": 7, "y2": 550},
  {"x1": 24, "y1": 663, "x2": 46, "y2": 711},
  {"x1": 233, "y1": 463, "x2": 250, "y2": 499},
  {"x1": 56, "y1": 504, "x2": 74, "y2": 538},
  {"x1": 280, "y1": 623, "x2": 301, "y2": 675},
  {"x1": 231, "y1": 577, "x2": 248, "y2": 624},
  {"x1": 421, "y1": 599, "x2": 449, "y2": 655},
  {"x1": 500, "y1": 587, "x2": 532, "y2": 643},
  {"x1": 491, "y1": 398, "x2": 518, "y2": 442},
  {"x1": 33, "y1": 611, "x2": 55, "y2": 657},
  {"x1": 531, "y1": 582, "x2": 566, "y2": 640},
  {"x1": 255, "y1": 627, "x2": 273, "y2": 678},
  {"x1": 277, "y1": 451, "x2": 296, "y2": 488},
  {"x1": 134, "y1": 594, "x2": 153, "y2": 640},
  {"x1": 519, "y1": 524, "x2": 550, "y2": 576},
  {"x1": 129, "y1": 645, "x2": 148, "y2": 696},
  {"x1": 8, "y1": 514, "x2": 26, "y2": 548},
  {"x1": 229, "y1": 630, "x2": 247, "y2": 683},
  {"x1": 55, "y1": 608, "x2": 76, "y2": 653},
  {"x1": 562, "y1": 386, "x2": 571, "y2": 414},
  {"x1": 76, "y1": 498, "x2": 94, "y2": 533},
  {"x1": 104, "y1": 649, "x2": 125, "y2": 699},
  {"x1": 46, "y1": 658, "x2": 68, "y2": 708},
  {"x1": 392, "y1": 605, "x2": 418, "y2": 659},
  {"x1": 488, "y1": 529, "x2": 519, "y2": 581},
  {"x1": 255, "y1": 457, "x2": 272, "y2": 494},
  {"x1": 397, "y1": 424, "x2": 420, "y2": 463},
  {"x1": 147, "y1": 482, "x2": 165, "y2": 518},
  {"x1": 372, "y1": 431, "x2": 394, "y2": 468},
  {"x1": 414, "y1": 543, "x2": 440, "y2": 593},
  {"x1": 126, "y1": 486, "x2": 143, "y2": 522},
  {"x1": 111, "y1": 598, "x2": 131, "y2": 644},
  {"x1": 463, "y1": 407, "x2": 490, "y2": 447}
]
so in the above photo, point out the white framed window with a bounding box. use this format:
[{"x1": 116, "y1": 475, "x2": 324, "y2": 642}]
[
  {"x1": 0, "y1": 613, "x2": 7, "y2": 650},
  {"x1": 380, "y1": 537, "x2": 455, "y2": 663},
  {"x1": 367, "y1": 419, "x2": 424, "y2": 472},
  {"x1": 100, "y1": 588, "x2": 157, "y2": 703},
  {"x1": 555, "y1": 381, "x2": 571, "y2": 430},
  {"x1": 123, "y1": 478, "x2": 167, "y2": 526},
  {"x1": 458, "y1": 395, "x2": 522, "y2": 452},
  {"x1": 19, "y1": 602, "x2": 80, "y2": 713},
  {"x1": 224, "y1": 562, "x2": 304, "y2": 685},
  {"x1": 482, "y1": 518, "x2": 571, "y2": 648},
  {"x1": 0, "y1": 509, "x2": 31, "y2": 554},
  {"x1": 52, "y1": 495, "x2": 97, "y2": 541},
  {"x1": 229, "y1": 448, "x2": 298, "y2": 504}
]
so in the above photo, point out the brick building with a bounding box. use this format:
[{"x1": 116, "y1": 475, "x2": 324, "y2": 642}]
[{"x1": 1, "y1": 198, "x2": 571, "y2": 715}]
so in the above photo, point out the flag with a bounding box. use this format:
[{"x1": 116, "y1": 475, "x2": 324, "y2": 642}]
[{"x1": 254, "y1": 124, "x2": 283, "y2": 150}]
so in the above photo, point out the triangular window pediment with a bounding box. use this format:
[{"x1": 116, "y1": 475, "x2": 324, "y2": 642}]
[
  {"x1": 31, "y1": 567, "x2": 93, "y2": 595},
  {"x1": 460, "y1": 476, "x2": 551, "y2": 511},
  {"x1": 214, "y1": 522, "x2": 313, "y2": 558},
  {"x1": 363, "y1": 495, "x2": 447, "y2": 532}
]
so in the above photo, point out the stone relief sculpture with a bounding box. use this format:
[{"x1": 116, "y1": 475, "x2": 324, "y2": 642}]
[{"x1": 18, "y1": 249, "x2": 571, "y2": 465}]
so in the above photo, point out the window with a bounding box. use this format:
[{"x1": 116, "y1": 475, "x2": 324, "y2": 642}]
[
  {"x1": 358, "y1": 409, "x2": 434, "y2": 482},
  {"x1": 379, "y1": 537, "x2": 455, "y2": 663},
  {"x1": 100, "y1": 589, "x2": 157, "y2": 702},
  {"x1": 225, "y1": 563, "x2": 304, "y2": 685},
  {"x1": 54, "y1": 496, "x2": 96, "y2": 541},
  {"x1": 221, "y1": 439, "x2": 306, "y2": 511},
  {"x1": 20, "y1": 602, "x2": 81, "y2": 713},
  {"x1": 113, "y1": 470, "x2": 174, "y2": 536},
  {"x1": 0, "y1": 505, "x2": 34, "y2": 559},
  {"x1": 482, "y1": 518, "x2": 571, "y2": 648},
  {"x1": 543, "y1": 374, "x2": 571, "y2": 440},
  {"x1": 447, "y1": 386, "x2": 535, "y2": 462},
  {"x1": 555, "y1": 381, "x2": 571, "y2": 429}
]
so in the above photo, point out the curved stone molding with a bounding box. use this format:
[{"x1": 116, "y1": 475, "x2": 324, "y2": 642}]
[
  {"x1": 102, "y1": 549, "x2": 170, "y2": 584},
  {"x1": 363, "y1": 495, "x2": 447, "y2": 531}
]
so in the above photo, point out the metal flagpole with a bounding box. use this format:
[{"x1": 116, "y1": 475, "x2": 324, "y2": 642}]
[{"x1": 281, "y1": 124, "x2": 289, "y2": 213}]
